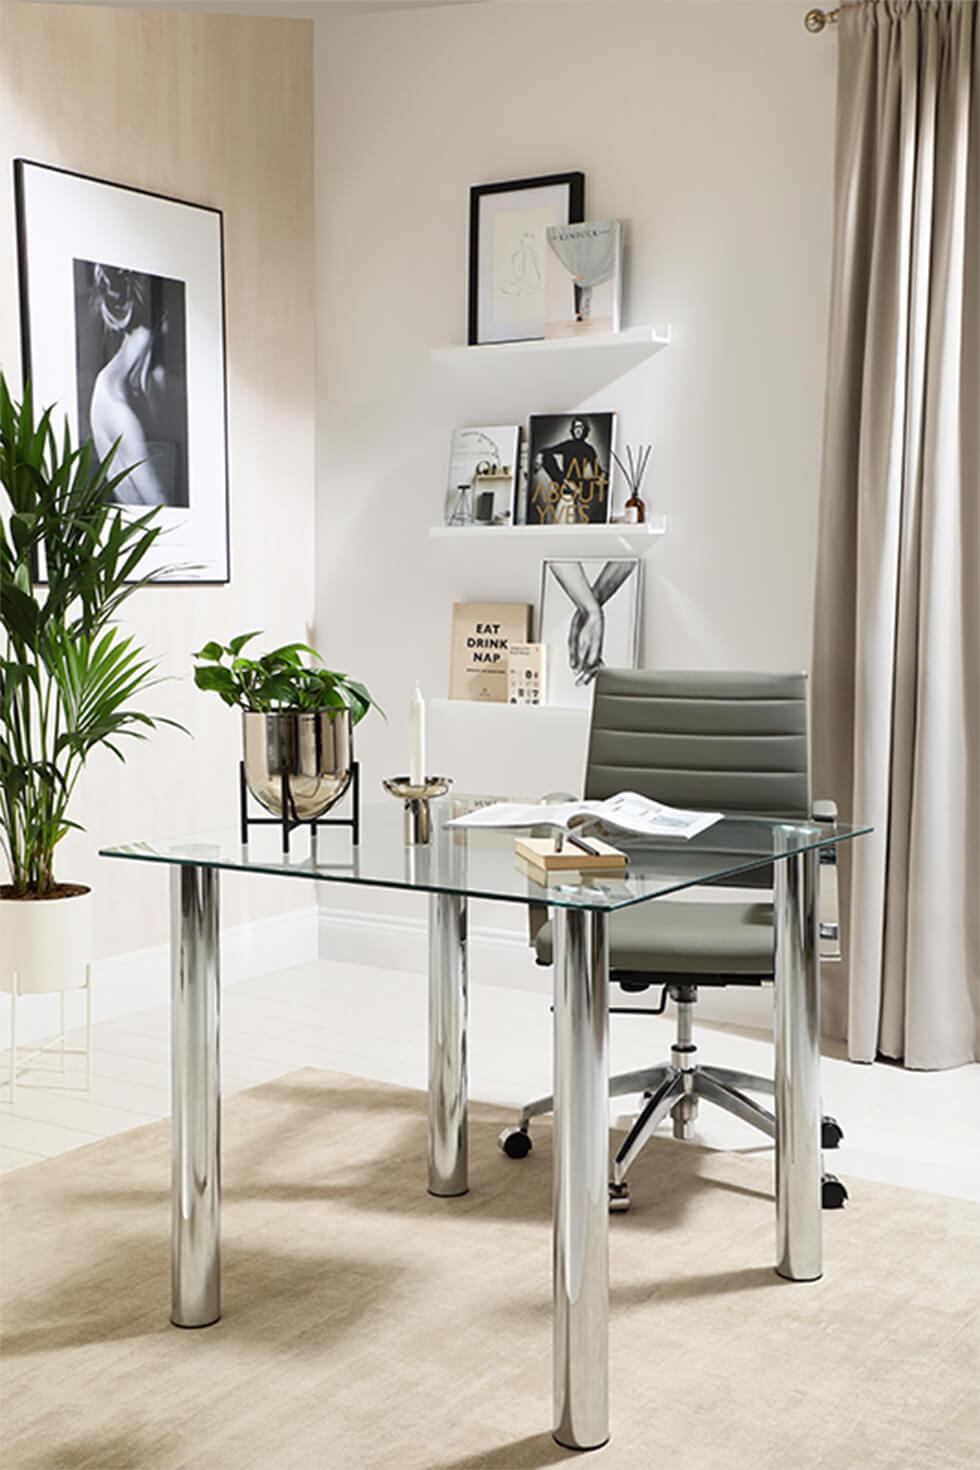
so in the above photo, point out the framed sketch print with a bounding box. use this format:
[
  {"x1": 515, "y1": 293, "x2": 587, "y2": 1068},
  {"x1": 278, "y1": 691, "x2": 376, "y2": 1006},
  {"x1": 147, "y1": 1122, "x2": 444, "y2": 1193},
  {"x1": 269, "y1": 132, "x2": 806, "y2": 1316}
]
[
  {"x1": 468, "y1": 172, "x2": 584, "y2": 346},
  {"x1": 444, "y1": 425, "x2": 520, "y2": 525},
  {"x1": 539, "y1": 557, "x2": 641, "y2": 709},
  {"x1": 14, "y1": 160, "x2": 229, "y2": 582},
  {"x1": 527, "y1": 411, "x2": 616, "y2": 526}
]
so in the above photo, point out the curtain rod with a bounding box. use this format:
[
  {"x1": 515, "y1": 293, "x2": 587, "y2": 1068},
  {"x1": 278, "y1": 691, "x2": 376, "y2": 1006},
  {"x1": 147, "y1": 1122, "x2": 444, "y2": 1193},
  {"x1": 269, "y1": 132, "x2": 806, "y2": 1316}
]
[{"x1": 804, "y1": 7, "x2": 840, "y2": 31}]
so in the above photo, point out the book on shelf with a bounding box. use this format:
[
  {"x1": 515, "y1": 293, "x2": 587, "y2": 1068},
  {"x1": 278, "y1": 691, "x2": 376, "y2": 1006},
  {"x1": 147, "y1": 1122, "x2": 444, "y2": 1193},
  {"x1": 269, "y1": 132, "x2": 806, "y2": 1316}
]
[
  {"x1": 448, "y1": 602, "x2": 532, "y2": 702},
  {"x1": 527, "y1": 412, "x2": 616, "y2": 526},
  {"x1": 444, "y1": 426, "x2": 520, "y2": 526},
  {"x1": 506, "y1": 642, "x2": 546, "y2": 705},
  {"x1": 544, "y1": 219, "x2": 623, "y2": 339}
]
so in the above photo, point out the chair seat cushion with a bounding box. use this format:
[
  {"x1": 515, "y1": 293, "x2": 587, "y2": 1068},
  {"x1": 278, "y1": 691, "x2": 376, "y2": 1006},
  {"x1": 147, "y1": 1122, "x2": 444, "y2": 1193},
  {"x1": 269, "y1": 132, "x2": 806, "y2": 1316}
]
[{"x1": 535, "y1": 900, "x2": 774, "y2": 977}]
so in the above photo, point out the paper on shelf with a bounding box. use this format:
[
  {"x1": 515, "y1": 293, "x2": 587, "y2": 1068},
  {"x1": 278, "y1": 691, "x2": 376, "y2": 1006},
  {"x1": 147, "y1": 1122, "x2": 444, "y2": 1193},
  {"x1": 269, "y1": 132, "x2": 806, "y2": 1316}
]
[{"x1": 447, "y1": 791, "x2": 723, "y2": 841}]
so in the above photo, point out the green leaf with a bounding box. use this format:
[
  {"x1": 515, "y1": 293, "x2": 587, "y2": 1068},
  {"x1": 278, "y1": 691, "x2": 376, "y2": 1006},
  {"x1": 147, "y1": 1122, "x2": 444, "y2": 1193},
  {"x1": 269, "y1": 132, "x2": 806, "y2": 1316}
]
[
  {"x1": 1, "y1": 581, "x2": 41, "y2": 646},
  {"x1": 194, "y1": 665, "x2": 237, "y2": 695},
  {"x1": 265, "y1": 642, "x2": 319, "y2": 667},
  {"x1": 194, "y1": 641, "x2": 225, "y2": 663},
  {"x1": 228, "y1": 630, "x2": 262, "y2": 656}
]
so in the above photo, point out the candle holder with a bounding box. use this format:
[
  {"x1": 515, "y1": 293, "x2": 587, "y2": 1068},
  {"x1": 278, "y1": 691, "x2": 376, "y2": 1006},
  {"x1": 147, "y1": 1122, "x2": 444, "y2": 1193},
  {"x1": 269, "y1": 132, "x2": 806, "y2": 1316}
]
[{"x1": 382, "y1": 776, "x2": 452, "y2": 845}]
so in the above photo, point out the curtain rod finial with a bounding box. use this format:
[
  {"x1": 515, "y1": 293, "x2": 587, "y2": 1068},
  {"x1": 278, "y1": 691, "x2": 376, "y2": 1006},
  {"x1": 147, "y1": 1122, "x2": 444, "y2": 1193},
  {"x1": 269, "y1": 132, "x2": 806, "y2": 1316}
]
[{"x1": 804, "y1": 7, "x2": 835, "y2": 33}]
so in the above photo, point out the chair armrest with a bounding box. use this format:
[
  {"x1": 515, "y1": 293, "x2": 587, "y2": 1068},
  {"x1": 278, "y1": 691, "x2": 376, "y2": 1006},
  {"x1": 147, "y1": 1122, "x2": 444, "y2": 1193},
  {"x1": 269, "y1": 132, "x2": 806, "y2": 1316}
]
[{"x1": 812, "y1": 798, "x2": 838, "y2": 824}]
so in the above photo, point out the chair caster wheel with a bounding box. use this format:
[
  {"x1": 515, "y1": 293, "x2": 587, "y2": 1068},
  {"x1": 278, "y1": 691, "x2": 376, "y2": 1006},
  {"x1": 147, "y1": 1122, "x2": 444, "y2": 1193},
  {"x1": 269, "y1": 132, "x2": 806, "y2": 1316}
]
[
  {"x1": 498, "y1": 1127, "x2": 532, "y2": 1159},
  {"x1": 821, "y1": 1115, "x2": 844, "y2": 1150},
  {"x1": 821, "y1": 1172, "x2": 848, "y2": 1209},
  {"x1": 608, "y1": 1182, "x2": 631, "y2": 1213}
]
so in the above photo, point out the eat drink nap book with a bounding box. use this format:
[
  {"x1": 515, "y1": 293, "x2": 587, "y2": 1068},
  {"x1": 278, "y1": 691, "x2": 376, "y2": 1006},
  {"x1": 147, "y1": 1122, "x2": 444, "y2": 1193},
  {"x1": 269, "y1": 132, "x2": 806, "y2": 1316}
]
[{"x1": 449, "y1": 602, "x2": 532, "y2": 702}]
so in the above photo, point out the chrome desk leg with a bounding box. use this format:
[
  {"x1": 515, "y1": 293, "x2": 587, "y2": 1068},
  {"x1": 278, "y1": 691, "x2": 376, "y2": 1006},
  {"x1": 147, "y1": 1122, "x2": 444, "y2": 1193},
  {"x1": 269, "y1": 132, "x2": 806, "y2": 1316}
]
[
  {"x1": 774, "y1": 847, "x2": 822, "y2": 1282},
  {"x1": 428, "y1": 892, "x2": 468, "y2": 1197},
  {"x1": 553, "y1": 907, "x2": 610, "y2": 1452},
  {"x1": 171, "y1": 865, "x2": 221, "y2": 1328}
]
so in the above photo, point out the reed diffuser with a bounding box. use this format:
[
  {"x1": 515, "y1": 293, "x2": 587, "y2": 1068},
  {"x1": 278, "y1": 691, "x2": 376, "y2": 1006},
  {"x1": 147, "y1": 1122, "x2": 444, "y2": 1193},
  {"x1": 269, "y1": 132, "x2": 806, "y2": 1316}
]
[{"x1": 612, "y1": 443, "x2": 652, "y2": 524}]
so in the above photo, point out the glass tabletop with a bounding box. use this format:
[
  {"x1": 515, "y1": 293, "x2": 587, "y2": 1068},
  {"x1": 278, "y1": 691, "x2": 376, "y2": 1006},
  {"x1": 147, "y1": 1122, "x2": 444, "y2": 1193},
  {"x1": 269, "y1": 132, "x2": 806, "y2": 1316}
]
[{"x1": 100, "y1": 794, "x2": 871, "y2": 912}]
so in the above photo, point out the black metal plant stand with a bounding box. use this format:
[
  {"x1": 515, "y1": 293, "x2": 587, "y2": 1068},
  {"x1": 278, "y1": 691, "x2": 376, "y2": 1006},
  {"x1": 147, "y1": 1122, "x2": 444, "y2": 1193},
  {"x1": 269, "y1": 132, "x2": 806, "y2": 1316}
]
[{"x1": 239, "y1": 760, "x2": 360, "y2": 854}]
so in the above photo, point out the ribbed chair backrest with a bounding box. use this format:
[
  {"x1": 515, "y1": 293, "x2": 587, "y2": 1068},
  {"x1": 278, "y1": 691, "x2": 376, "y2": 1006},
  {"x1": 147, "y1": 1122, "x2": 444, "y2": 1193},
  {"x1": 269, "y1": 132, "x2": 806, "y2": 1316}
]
[{"x1": 585, "y1": 669, "x2": 810, "y2": 820}]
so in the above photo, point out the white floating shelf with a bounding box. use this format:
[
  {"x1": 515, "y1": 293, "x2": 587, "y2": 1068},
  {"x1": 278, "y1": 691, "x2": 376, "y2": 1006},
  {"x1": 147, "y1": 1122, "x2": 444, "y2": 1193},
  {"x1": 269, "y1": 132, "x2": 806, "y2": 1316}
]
[
  {"x1": 430, "y1": 325, "x2": 671, "y2": 364},
  {"x1": 432, "y1": 697, "x2": 589, "y2": 715},
  {"x1": 429, "y1": 516, "x2": 666, "y2": 553}
]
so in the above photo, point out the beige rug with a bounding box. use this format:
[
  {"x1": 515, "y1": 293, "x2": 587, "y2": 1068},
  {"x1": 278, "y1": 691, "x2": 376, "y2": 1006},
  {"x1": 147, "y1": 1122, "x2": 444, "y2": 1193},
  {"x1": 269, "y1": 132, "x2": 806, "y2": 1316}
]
[{"x1": 1, "y1": 1069, "x2": 977, "y2": 1470}]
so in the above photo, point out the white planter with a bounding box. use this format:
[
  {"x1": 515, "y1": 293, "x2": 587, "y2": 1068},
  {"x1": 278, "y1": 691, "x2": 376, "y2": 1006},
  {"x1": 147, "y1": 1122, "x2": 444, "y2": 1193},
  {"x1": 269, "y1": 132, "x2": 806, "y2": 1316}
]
[{"x1": 0, "y1": 887, "x2": 94, "y2": 996}]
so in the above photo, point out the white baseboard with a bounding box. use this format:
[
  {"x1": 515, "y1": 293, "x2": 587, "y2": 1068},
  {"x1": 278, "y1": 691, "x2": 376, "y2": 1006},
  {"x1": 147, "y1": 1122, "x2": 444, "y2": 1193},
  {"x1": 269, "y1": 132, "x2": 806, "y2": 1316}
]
[
  {"x1": 317, "y1": 904, "x2": 539, "y2": 990},
  {"x1": 316, "y1": 904, "x2": 775, "y2": 1032},
  {"x1": 0, "y1": 906, "x2": 319, "y2": 1049}
]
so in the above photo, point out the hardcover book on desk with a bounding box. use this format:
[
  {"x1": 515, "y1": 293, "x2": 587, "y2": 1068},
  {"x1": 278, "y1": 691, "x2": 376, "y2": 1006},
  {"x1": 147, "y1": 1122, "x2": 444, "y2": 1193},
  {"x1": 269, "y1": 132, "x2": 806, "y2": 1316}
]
[{"x1": 449, "y1": 602, "x2": 531, "y2": 702}]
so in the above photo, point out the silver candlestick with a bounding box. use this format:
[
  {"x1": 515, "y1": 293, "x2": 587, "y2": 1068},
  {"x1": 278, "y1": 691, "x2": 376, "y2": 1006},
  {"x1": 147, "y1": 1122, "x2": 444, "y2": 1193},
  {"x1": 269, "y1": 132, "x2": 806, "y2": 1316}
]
[{"x1": 382, "y1": 776, "x2": 453, "y2": 845}]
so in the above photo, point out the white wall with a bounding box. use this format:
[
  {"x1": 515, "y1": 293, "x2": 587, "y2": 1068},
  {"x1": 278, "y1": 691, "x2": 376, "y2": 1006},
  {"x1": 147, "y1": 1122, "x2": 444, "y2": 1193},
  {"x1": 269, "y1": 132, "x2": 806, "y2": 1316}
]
[
  {"x1": 0, "y1": 4, "x2": 317, "y2": 974},
  {"x1": 312, "y1": 0, "x2": 837, "y2": 1001}
]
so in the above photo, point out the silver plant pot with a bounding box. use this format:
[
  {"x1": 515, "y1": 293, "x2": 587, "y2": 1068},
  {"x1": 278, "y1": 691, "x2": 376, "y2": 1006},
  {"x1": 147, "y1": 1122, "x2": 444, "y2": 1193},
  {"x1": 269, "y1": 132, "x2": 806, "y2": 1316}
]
[{"x1": 242, "y1": 709, "x2": 352, "y2": 821}]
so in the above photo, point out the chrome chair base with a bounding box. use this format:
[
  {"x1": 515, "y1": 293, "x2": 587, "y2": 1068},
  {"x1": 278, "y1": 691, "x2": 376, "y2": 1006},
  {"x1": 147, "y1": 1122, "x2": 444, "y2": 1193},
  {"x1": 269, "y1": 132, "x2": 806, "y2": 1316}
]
[
  {"x1": 609, "y1": 1063, "x2": 775, "y2": 1184},
  {"x1": 500, "y1": 988, "x2": 846, "y2": 1214},
  {"x1": 505, "y1": 1060, "x2": 775, "y2": 1164}
]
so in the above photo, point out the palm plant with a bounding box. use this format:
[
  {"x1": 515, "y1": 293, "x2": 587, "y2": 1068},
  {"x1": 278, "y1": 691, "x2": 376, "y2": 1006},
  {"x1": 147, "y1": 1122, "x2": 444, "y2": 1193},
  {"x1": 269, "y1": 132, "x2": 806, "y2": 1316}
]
[{"x1": 0, "y1": 374, "x2": 178, "y2": 897}]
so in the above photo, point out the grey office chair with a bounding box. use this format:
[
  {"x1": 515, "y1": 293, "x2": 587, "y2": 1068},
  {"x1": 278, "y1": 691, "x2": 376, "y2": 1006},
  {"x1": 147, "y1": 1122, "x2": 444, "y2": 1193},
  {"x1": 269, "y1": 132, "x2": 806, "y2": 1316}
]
[{"x1": 499, "y1": 669, "x2": 846, "y2": 1213}]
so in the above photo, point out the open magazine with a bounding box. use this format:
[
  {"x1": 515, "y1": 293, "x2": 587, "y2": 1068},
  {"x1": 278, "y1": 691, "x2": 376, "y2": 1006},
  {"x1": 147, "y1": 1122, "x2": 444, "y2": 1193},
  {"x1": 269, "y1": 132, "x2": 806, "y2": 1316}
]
[{"x1": 447, "y1": 791, "x2": 723, "y2": 842}]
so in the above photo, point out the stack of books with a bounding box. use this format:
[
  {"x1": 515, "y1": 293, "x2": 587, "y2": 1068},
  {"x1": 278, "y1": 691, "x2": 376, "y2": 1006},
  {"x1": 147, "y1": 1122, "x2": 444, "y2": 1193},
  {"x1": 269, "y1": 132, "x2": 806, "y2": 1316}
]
[{"x1": 514, "y1": 835, "x2": 628, "y2": 885}]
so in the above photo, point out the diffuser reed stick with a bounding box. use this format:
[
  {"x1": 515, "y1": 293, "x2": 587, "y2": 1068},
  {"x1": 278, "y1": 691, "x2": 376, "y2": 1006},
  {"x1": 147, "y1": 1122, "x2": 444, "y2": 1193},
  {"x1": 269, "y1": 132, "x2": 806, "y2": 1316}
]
[{"x1": 612, "y1": 442, "x2": 652, "y2": 524}]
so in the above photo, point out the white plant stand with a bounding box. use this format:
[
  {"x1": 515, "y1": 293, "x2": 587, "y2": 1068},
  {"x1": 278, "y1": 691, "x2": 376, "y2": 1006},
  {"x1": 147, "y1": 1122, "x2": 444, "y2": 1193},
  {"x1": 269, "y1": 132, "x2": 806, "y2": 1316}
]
[{"x1": 2, "y1": 969, "x2": 94, "y2": 1099}]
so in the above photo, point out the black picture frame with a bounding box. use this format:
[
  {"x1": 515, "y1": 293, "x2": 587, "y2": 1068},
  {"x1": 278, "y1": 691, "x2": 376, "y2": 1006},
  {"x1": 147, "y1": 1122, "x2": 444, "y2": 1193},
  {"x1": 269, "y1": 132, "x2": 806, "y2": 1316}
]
[
  {"x1": 13, "y1": 158, "x2": 231, "y2": 585},
  {"x1": 467, "y1": 172, "x2": 585, "y2": 347}
]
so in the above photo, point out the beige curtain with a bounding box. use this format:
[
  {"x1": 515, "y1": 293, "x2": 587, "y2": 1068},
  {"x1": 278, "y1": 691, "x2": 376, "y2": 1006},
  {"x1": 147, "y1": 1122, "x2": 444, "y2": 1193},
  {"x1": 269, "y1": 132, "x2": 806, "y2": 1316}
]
[{"x1": 813, "y1": 0, "x2": 979, "y2": 1069}]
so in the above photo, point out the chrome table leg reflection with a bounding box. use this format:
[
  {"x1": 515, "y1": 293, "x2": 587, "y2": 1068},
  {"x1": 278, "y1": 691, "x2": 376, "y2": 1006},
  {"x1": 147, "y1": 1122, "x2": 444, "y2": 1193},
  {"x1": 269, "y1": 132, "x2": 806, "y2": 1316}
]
[
  {"x1": 171, "y1": 865, "x2": 221, "y2": 1327},
  {"x1": 552, "y1": 906, "x2": 610, "y2": 1452},
  {"x1": 774, "y1": 846, "x2": 822, "y2": 1282},
  {"x1": 428, "y1": 891, "x2": 468, "y2": 1197}
]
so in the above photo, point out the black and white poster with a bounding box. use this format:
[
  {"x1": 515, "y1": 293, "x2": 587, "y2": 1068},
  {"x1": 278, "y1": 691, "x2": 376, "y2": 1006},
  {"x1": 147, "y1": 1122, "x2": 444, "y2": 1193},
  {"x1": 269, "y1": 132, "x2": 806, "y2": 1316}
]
[
  {"x1": 73, "y1": 260, "x2": 189, "y2": 508},
  {"x1": 15, "y1": 161, "x2": 228, "y2": 581},
  {"x1": 527, "y1": 412, "x2": 616, "y2": 527},
  {"x1": 539, "y1": 558, "x2": 641, "y2": 708}
]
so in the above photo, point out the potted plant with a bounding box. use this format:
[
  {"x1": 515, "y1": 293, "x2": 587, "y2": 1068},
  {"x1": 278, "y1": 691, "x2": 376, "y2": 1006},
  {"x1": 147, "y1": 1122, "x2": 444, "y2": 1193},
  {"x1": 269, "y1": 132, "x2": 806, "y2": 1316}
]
[
  {"x1": 192, "y1": 634, "x2": 382, "y2": 821},
  {"x1": 0, "y1": 375, "x2": 178, "y2": 997}
]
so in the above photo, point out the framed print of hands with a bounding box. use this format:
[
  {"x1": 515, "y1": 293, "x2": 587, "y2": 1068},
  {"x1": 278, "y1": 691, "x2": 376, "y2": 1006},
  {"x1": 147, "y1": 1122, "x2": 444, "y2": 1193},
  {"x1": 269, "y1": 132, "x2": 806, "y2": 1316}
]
[{"x1": 539, "y1": 558, "x2": 641, "y2": 707}]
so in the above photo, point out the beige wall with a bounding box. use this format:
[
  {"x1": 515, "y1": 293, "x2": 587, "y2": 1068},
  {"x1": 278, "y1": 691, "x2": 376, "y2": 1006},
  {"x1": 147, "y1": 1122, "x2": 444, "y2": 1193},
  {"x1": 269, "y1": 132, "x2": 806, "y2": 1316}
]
[{"x1": 0, "y1": 2, "x2": 316, "y2": 956}]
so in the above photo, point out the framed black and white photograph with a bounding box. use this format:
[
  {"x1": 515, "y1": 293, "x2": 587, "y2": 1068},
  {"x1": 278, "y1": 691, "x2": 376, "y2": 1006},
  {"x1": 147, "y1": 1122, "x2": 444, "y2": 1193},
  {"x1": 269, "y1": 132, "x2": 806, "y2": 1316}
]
[
  {"x1": 15, "y1": 160, "x2": 229, "y2": 582},
  {"x1": 539, "y1": 558, "x2": 641, "y2": 709},
  {"x1": 468, "y1": 172, "x2": 584, "y2": 346},
  {"x1": 444, "y1": 425, "x2": 520, "y2": 526},
  {"x1": 527, "y1": 412, "x2": 616, "y2": 526}
]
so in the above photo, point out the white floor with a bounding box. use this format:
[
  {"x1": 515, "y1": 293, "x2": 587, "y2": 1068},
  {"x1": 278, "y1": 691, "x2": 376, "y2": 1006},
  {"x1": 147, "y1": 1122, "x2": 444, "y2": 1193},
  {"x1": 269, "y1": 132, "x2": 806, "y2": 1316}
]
[{"x1": 1, "y1": 957, "x2": 978, "y2": 1203}]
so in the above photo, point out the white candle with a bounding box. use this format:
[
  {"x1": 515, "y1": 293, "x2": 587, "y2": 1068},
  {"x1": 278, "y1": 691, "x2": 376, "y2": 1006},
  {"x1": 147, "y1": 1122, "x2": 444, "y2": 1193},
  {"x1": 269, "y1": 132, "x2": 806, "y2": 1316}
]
[{"x1": 409, "y1": 682, "x2": 426, "y2": 786}]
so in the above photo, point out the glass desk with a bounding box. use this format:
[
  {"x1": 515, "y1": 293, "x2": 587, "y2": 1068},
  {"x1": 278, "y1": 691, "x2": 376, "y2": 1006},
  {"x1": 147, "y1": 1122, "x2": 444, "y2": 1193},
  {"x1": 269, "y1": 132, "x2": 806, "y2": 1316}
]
[{"x1": 102, "y1": 797, "x2": 871, "y2": 1453}]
